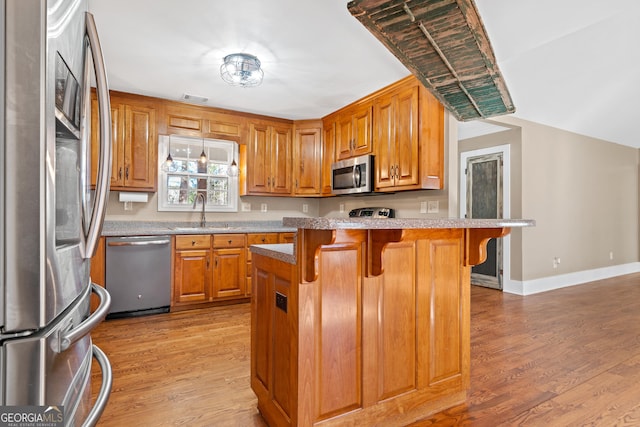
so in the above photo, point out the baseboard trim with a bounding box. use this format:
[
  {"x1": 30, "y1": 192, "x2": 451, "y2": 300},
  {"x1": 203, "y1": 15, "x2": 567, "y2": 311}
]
[{"x1": 503, "y1": 262, "x2": 640, "y2": 295}]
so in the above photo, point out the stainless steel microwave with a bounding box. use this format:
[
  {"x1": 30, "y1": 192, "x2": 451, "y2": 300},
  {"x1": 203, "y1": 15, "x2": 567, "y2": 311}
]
[{"x1": 331, "y1": 154, "x2": 374, "y2": 195}]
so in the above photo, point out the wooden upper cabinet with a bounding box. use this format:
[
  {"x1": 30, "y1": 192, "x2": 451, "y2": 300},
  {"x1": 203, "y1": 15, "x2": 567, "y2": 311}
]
[
  {"x1": 91, "y1": 92, "x2": 157, "y2": 191},
  {"x1": 374, "y1": 84, "x2": 419, "y2": 191},
  {"x1": 321, "y1": 116, "x2": 336, "y2": 196},
  {"x1": 293, "y1": 120, "x2": 322, "y2": 196},
  {"x1": 336, "y1": 102, "x2": 373, "y2": 160},
  {"x1": 162, "y1": 102, "x2": 246, "y2": 141},
  {"x1": 244, "y1": 120, "x2": 293, "y2": 196}
]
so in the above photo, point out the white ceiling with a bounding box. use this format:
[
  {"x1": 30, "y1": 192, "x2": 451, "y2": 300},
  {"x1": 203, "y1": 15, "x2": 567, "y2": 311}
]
[{"x1": 88, "y1": 0, "x2": 640, "y2": 148}]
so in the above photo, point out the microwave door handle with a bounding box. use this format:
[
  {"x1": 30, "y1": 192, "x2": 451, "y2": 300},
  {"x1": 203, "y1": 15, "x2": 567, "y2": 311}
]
[
  {"x1": 353, "y1": 164, "x2": 362, "y2": 188},
  {"x1": 84, "y1": 12, "x2": 112, "y2": 259}
]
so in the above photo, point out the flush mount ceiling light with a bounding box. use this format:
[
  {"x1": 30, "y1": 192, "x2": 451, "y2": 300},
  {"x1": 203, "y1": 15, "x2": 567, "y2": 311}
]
[{"x1": 220, "y1": 53, "x2": 264, "y2": 88}]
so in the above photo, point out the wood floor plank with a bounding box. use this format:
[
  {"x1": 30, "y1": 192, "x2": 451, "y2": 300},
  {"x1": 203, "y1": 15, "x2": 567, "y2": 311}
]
[{"x1": 92, "y1": 273, "x2": 640, "y2": 426}]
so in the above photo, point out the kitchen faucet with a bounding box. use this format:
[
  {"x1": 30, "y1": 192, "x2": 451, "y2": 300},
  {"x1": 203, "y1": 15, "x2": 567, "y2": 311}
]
[{"x1": 193, "y1": 192, "x2": 206, "y2": 227}]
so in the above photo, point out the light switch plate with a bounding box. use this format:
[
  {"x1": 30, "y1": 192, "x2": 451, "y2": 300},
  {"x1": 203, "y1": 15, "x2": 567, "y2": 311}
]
[
  {"x1": 427, "y1": 200, "x2": 439, "y2": 213},
  {"x1": 241, "y1": 202, "x2": 251, "y2": 212}
]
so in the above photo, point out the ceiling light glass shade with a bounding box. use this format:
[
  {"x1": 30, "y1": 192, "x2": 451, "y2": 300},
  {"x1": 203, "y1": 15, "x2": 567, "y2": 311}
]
[{"x1": 220, "y1": 53, "x2": 264, "y2": 87}]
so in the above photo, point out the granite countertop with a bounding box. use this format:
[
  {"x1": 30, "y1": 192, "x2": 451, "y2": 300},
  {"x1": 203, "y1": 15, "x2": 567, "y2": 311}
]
[
  {"x1": 250, "y1": 243, "x2": 296, "y2": 265},
  {"x1": 283, "y1": 217, "x2": 535, "y2": 230},
  {"x1": 101, "y1": 220, "x2": 296, "y2": 236}
]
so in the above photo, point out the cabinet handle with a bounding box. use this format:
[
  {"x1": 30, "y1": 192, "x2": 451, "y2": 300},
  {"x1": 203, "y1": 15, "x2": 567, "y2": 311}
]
[
  {"x1": 267, "y1": 176, "x2": 271, "y2": 187},
  {"x1": 215, "y1": 257, "x2": 218, "y2": 267},
  {"x1": 395, "y1": 164, "x2": 399, "y2": 178},
  {"x1": 118, "y1": 167, "x2": 123, "y2": 179},
  {"x1": 206, "y1": 257, "x2": 210, "y2": 268},
  {"x1": 125, "y1": 166, "x2": 129, "y2": 180},
  {"x1": 390, "y1": 165, "x2": 394, "y2": 179},
  {"x1": 192, "y1": 240, "x2": 196, "y2": 246}
]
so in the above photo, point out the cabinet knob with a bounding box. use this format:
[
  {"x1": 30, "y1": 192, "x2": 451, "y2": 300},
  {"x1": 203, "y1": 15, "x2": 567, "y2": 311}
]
[
  {"x1": 228, "y1": 239, "x2": 232, "y2": 244},
  {"x1": 261, "y1": 238, "x2": 266, "y2": 243},
  {"x1": 191, "y1": 240, "x2": 196, "y2": 246}
]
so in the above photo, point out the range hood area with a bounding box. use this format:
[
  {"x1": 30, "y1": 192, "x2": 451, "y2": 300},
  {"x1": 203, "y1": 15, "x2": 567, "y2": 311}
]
[{"x1": 348, "y1": 0, "x2": 515, "y2": 121}]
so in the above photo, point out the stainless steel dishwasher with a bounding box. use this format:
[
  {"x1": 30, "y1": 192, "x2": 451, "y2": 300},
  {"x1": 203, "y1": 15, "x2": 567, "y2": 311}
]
[{"x1": 105, "y1": 235, "x2": 172, "y2": 318}]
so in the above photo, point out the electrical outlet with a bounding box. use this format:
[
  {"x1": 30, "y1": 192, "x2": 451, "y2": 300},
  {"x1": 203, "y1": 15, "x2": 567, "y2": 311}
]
[
  {"x1": 339, "y1": 204, "x2": 345, "y2": 213},
  {"x1": 609, "y1": 251, "x2": 614, "y2": 260},
  {"x1": 302, "y1": 203, "x2": 308, "y2": 213},
  {"x1": 123, "y1": 201, "x2": 133, "y2": 211},
  {"x1": 261, "y1": 203, "x2": 267, "y2": 213},
  {"x1": 427, "y1": 200, "x2": 439, "y2": 213},
  {"x1": 553, "y1": 257, "x2": 561, "y2": 269},
  {"x1": 420, "y1": 201, "x2": 427, "y2": 214},
  {"x1": 241, "y1": 202, "x2": 251, "y2": 212}
]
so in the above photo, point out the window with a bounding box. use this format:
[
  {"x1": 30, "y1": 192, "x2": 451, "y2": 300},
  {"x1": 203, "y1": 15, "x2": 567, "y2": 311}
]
[{"x1": 158, "y1": 135, "x2": 238, "y2": 212}]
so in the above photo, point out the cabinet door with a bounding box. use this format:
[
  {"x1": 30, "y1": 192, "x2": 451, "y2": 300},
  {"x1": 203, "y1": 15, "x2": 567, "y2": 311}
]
[
  {"x1": 351, "y1": 104, "x2": 373, "y2": 157},
  {"x1": 294, "y1": 125, "x2": 321, "y2": 196},
  {"x1": 213, "y1": 247, "x2": 246, "y2": 299},
  {"x1": 174, "y1": 249, "x2": 211, "y2": 303},
  {"x1": 123, "y1": 104, "x2": 156, "y2": 190},
  {"x1": 374, "y1": 85, "x2": 419, "y2": 191},
  {"x1": 374, "y1": 94, "x2": 396, "y2": 190},
  {"x1": 394, "y1": 86, "x2": 419, "y2": 188},
  {"x1": 90, "y1": 98, "x2": 124, "y2": 187},
  {"x1": 336, "y1": 112, "x2": 354, "y2": 160},
  {"x1": 270, "y1": 125, "x2": 292, "y2": 194},
  {"x1": 247, "y1": 122, "x2": 271, "y2": 193}
]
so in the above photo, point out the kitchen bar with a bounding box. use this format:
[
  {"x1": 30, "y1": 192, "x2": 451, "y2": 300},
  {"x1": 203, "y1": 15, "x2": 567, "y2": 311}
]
[{"x1": 251, "y1": 217, "x2": 534, "y2": 427}]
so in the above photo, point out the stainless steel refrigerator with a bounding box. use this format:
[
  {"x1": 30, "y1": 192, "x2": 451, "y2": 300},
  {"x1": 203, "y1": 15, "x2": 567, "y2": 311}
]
[{"x1": 1, "y1": 0, "x2": 113, "y2": 425}]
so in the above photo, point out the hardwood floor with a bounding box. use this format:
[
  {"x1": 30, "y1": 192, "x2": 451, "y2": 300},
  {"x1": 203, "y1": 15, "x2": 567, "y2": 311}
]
[{"x1": 92, "y1": 273, "x2": 640, "y2": 426}]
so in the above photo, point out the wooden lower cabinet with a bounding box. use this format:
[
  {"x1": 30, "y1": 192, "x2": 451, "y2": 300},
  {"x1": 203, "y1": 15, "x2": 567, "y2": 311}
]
[
  {"x1": 173, "y1": 235, "x2": 212, "y2": 306},
  {"x1": 251, "y1": 228, "x2": 479, "y2": 427},
  {"x1": 212, "y1": 241, "x2": 246, "y2": 300},
  {"x1": 246, "y1": 233, "x2": 280, "y2": 296}
]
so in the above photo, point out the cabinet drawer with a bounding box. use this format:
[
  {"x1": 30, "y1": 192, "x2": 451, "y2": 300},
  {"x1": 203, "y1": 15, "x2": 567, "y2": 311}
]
[
  {"x1": 247, "y1": 233, "x2": 279, "y2": 245},
  {"x1": 212, "y1": 234, "x2": 246, "y2": 248},
  {"x1": 175, "y1": 235, "x2": 211, "y2": 250}
]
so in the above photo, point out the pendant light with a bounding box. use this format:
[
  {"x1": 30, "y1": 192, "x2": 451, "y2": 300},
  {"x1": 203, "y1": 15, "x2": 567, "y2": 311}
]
[
  {"x1": 199, "y1": 138, "x2": 207, "y2": 164},
  {"x1": 162, "y1": 135, "x2": 174, "y2": 172},
  {"x1": 227, "y1": 143, "x2": 238, "y2": 177}
]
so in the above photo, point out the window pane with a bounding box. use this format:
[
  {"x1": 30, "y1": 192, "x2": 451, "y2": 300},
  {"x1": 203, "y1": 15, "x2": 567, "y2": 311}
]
[{"x1": 159, "y1": 135, "x2": 237, "y2": 212}]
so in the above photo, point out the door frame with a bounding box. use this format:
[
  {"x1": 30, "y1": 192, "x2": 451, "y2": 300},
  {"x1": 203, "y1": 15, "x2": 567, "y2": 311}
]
[{"x1": 460, "y1": 144, "x2": 511, "y2": 289}]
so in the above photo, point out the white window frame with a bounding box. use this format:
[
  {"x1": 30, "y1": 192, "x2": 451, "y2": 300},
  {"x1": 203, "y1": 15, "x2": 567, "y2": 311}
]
[{"x1": 157, "y1": 135, "x2": 238, "y2": 212}]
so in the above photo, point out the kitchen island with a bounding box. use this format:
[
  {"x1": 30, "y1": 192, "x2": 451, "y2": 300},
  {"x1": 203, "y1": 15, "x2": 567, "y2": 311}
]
[{"x1": 250, "y1": 217, "x2": 533, "y2": 427}]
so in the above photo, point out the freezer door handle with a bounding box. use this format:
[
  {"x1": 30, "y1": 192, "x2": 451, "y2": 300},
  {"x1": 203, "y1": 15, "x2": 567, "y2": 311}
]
[
  {"x1": 83, "y1": 345, "x2": 113, "y2": 427},
  {"x1": 56, "y1": 283, "x2": 111, "y2": 353},
  {"x1": 83, "y1": 12, "x2": 112, "y2": 259}
]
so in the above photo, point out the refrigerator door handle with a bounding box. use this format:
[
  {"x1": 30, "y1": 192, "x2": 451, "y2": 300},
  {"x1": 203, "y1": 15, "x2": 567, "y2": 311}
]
[
  {"x1": 56, "y1": 284, "x2": 111, "y2": 353},
  {"x1": 83, "y1": 345, "x2": 113, "y2": 427},
  {"x1": 84, "y1": 11, "x2": 112, "y2": 259}
]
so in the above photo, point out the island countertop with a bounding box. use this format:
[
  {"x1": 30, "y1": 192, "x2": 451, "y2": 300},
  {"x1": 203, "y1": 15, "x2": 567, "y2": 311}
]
[{"x1": 283, "y1": 217, "x2": 535, "y2": 230}]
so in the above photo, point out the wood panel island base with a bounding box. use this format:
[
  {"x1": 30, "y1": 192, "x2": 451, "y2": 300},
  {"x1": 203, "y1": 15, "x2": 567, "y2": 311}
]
[{"x1": 250, "y1": 218, "x2": 533, "y2": 427}]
